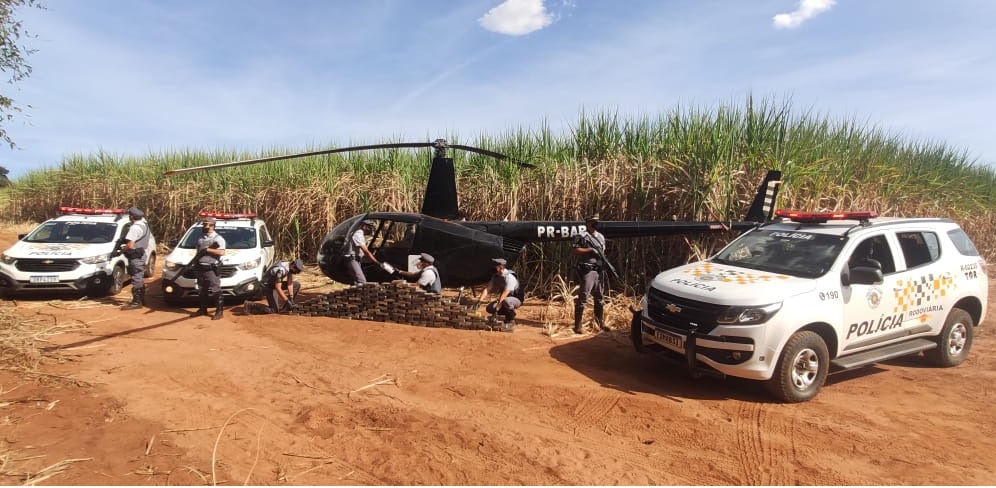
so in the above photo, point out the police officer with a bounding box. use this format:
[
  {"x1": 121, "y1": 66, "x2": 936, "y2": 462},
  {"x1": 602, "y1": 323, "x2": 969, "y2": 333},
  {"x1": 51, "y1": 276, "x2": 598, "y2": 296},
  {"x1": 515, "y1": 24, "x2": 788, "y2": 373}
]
[
  {"x1": 248, "y1": 258, "x2": 305, "y2": 314},
  {"x1": 121, "y1": 207, "x2": 152, "y2": 310},
  {"x1": 476, "y1": 258, "x2": 523, "y2": 332},
  {"x1": 347, "y1": 219, "x2": 380, "y2": 285},
  {"x1": 572, "y1": 213, "x2": 606, "y2": 334},
  {"x1": 191, "y1": 217, "x2": 227, "y2": 319},
  {"x1": 395, "y1": 253, "x2": 441, "y2": 294}
]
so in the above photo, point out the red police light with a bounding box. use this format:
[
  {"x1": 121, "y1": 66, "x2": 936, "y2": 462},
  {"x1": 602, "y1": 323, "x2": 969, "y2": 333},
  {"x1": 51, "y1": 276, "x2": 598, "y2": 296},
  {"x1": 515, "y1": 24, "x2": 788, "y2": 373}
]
[
  {"x1": 58, "y1": 206, "x2": 126, "y2": 215},
  {"x1": 198, "y1": 211, "x2": 257, "y2": 220},
  {"x1": 775, "y1": 209, "x2": 878, "y2": 223}
]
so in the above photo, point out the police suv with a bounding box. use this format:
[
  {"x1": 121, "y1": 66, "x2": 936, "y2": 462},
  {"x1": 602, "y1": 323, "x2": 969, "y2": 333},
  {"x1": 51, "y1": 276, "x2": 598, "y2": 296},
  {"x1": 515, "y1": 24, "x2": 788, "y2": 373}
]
[
  {"x1": 632, "y1": 210, "x2": 989, "y2": 403},
  {"x1": 160, "y1": 211, "x2": 275, "y2": 305},
  {"x1": 0, "y1": 206, "x2": 157, "y2": 297}
]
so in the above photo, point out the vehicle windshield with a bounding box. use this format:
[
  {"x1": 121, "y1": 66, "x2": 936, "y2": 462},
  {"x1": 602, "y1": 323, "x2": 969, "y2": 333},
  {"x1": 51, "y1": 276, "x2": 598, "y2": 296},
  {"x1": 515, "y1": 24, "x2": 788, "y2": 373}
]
[
  {"x1": 711, "y1": 229, "x2": 846, "y2": 278},
  {"x1": 24, "y1": 221, "x2": 119, "y2": 244},
  {"x1": 178, "y1": 226, "x2": 258, "y2": 250}
]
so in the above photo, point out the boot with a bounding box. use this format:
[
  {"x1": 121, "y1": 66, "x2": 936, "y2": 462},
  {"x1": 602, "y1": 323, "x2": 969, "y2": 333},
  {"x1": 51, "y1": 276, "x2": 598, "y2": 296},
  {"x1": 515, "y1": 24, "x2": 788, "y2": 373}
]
[
  {"x1": 594, "y1": 303, "x2": 606, "y2": 331},
  {"x1": 122, "y1": 288, "x2": 143, "y2": 310},
  {"x1": 573, "y1": 303, "x2": 584, "y2": 334},
  {"x1": 212, "y1": 294, "x2": 224, "y2": 320},
  {"x1": 191, "y1": 290, "x2": 209, "y2": 317}
]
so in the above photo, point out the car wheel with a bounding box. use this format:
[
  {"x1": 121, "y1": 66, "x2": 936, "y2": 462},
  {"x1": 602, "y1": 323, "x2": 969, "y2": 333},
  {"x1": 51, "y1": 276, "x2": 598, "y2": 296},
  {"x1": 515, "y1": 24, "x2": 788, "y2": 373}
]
[
  {"x1": 144, "y1": 252, "x2": 157, "y2": 278},
  {"x1": 925, "y1": 308, "x2": 974, "y2": 367},
  {"x1": 766, "y1": 330, "x2": 829, "y2": 403},
  {"x1": 104, "y1": 264, "x2": 126, "y2": 296}
]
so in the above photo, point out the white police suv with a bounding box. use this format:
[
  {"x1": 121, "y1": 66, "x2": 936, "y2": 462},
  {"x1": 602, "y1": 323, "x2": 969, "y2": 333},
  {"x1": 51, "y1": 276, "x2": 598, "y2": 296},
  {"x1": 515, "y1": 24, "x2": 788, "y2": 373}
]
[
  {"x1": 160, "y1": 211, "x2": 275, "y2": 306},
  {"x1": 0, "y1": 206, "x2": 157, "y2": 297},
  {"x1": 632, "y1": 210, "x2": 989, "y2": 402}
]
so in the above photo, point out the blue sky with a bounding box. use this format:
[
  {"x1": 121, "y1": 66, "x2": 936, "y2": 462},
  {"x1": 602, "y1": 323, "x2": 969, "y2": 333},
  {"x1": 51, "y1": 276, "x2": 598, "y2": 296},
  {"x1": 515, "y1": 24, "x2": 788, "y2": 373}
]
[{"x1": 2, "y1": 0, "x2": 995, "y2": 179}]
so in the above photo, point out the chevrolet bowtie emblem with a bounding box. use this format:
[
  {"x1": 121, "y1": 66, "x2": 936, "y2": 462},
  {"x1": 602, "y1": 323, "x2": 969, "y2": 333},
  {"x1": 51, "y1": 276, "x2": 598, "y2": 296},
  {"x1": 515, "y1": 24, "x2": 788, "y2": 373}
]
[{"x1": 665, "y1": 303, "x2": 682, "y2": 314}]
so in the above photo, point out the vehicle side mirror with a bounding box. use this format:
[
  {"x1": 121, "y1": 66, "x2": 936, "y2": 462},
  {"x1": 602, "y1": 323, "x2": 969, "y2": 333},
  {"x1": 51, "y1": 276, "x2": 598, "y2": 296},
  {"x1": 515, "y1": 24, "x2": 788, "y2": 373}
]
[
  {"x1": 262, "y1": 239, "x2": 274, "y2": 247},
  {"x1": 17, "y1": 233, "x2": 26, "y2": 240},
  {"x1": 847, "y1": 266, "x2": 883, "y2": 286},
  {"x1": 167, "y1": 239, "x2": 179, "y2": 248}
]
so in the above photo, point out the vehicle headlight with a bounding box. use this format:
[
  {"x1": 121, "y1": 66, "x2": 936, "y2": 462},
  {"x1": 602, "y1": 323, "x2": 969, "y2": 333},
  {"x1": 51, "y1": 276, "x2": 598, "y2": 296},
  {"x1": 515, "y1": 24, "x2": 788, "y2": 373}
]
[
  {"x1": 716, "y1": 302, "x2": 782, "y2": 325},
  {"x1": 238, "y1": 257, "x2": 261, "y2": 271},
  {"x1": 164, "y1": 260, "x2": 182, "y2": 271},
  {"x1": 80, "y1": 253, "x2": 111, "y2": 265},
  {"x1": 0, "y1": 253, "x2": 14, "y2": 265}
]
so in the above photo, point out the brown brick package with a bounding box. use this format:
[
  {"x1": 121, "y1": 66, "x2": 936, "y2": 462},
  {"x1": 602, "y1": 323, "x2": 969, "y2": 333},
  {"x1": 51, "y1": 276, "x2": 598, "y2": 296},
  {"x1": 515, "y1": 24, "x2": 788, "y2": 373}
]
[{"x1": 290, "y1": 280, "x2": 500, "y2": 330}]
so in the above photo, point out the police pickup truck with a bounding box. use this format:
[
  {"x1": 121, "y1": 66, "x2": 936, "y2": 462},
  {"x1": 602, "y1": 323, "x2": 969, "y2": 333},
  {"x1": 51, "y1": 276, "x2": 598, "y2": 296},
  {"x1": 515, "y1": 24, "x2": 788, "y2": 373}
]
[
  {"x1": 0, "y1": 206, "x2": 157, "y2": 297},
  {"x1": 160, "y1": 211, "x2": 275, "y2": 305},
  {"x1": 632, "y1": 210, "x2": 988, "y2": 402}
]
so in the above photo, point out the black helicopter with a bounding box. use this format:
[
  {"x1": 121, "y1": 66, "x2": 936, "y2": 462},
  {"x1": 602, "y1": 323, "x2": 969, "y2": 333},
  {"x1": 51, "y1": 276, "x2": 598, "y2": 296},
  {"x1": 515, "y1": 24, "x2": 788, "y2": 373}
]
[{"x1": 165, "y1": 139, "x2": 782, "y2": 288}]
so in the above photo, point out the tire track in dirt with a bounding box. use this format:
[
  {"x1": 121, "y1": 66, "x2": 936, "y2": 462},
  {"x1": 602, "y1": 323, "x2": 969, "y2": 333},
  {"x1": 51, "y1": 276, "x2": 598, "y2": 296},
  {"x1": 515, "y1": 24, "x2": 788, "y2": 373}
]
[
  {"x1": 561, "y1": 391, "x2": 714, "y2": 485},
  {"x1": 735, "y1": 401, "x2": 794, "y2": 485}
]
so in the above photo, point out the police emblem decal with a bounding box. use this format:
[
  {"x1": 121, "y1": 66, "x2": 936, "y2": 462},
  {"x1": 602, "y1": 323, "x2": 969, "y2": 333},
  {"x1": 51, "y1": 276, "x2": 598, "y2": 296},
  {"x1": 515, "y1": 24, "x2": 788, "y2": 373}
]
[{"x1": 867, "y1": 287, "x2": 882, "y2": 308}]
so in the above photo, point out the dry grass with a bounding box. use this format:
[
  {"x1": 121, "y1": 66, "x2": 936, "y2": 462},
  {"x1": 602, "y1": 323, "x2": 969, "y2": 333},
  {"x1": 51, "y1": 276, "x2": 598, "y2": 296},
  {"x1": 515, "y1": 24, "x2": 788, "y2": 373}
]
[{"x1": 0, "y1": 302, "x2": 90, "y2": 484}]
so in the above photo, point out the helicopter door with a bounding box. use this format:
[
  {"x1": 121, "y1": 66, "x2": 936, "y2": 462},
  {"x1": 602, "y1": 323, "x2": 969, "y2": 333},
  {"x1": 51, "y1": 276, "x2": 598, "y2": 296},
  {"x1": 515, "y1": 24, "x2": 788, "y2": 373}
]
[{"x1": 415, "y1": 218, "x2": 506, "y2": 288}]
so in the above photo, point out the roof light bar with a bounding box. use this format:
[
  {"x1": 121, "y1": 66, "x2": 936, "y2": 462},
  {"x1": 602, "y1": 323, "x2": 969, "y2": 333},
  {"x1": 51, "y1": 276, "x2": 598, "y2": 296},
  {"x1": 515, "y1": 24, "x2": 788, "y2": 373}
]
[
  {"x1": 198, "y1": 211, "x2": 257, "y2": 219},
  {"x1": 775, "y1": 209, "x2": 878, "y2": 223},
  {"x1": 58, "y1": 206, "x2": 126, "y2": 215}
]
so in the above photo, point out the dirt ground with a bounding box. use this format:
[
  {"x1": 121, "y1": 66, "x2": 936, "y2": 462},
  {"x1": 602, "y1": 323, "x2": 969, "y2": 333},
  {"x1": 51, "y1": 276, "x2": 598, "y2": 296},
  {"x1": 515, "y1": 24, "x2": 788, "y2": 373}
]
[{"x1": 1, "y1": 227, "x2": 995, "y2": 486}]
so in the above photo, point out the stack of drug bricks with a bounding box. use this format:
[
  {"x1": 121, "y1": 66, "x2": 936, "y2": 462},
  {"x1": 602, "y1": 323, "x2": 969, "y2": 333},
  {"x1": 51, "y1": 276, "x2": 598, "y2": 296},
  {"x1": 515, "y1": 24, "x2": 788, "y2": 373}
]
[{"x1": 290, "y1": 280, "x2": 496, "y2": 330}]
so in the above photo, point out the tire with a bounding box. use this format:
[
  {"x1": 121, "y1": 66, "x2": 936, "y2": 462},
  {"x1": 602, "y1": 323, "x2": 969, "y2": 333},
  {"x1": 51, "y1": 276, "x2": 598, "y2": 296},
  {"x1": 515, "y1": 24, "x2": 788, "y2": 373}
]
[
  {"x1": 925, "y1": 308, "x2": 974, "y2": 367},
  {"x1": 103, "y1": 264, "x2": 126, "y2": 296},
  {"x1": 144, "y1": 252, "x2": 156, "y2": 278},
  {"x1": 766, "y1": 331, "x2": 829, "y2": 403}
]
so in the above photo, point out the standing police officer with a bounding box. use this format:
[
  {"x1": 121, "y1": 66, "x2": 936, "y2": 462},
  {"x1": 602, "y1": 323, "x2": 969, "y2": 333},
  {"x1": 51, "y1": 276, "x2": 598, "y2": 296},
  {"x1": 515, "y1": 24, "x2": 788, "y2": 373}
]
[
  {"x1": 121, "y1": 207, "x2": 152, "y2": 310},
  {"x1": 572, "y1": 213, "x2": 607, "y2": 334},
  {"x1": 347, "y1": 219, "x2": 380, "y2": 285},
  {"x1": 191, "y1": 217, "x2": 227, "y2": 319}
]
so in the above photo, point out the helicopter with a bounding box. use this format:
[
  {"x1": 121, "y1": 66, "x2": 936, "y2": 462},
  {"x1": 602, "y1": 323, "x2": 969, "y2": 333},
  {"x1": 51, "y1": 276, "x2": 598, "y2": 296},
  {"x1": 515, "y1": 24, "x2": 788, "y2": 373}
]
[{"x1": 164, "y1": 139, "x2": 782, "y2": 288}]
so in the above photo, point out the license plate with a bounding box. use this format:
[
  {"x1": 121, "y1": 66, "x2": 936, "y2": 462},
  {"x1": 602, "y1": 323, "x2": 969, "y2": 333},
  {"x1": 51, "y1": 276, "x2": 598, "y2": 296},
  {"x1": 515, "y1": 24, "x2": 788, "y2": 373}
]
[
  {"x1": 650, "y1": 327, "x2": 685, "y2": 351},
  {"x1": 29, "y1": 275, "x2": 59, "y2": 284}
]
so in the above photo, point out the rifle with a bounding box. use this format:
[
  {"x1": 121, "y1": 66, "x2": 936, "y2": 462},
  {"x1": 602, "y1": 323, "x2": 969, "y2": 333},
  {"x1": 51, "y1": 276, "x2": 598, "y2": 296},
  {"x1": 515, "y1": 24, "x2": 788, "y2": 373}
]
[
  {"x1": 174, "y1": 242, "x2": 218, "y2": 277},
  {"x1": 579, "y1": 233, "x2": 620, "y2": 280}
]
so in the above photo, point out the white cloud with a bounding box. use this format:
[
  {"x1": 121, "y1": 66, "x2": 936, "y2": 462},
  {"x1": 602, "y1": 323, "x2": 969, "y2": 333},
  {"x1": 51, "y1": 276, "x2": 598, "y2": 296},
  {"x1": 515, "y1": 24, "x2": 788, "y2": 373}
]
[
  {"x1": 772, "y1": 0, "x2": 836, "y2": 29},
  {"x1": 479, "y1": 0, "x2": 554, "y2": 36}
]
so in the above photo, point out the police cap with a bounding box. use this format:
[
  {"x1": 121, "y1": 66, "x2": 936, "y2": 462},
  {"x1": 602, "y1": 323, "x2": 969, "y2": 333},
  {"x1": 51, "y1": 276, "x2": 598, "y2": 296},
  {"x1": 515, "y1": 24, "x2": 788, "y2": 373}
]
[
  {"x1": 362, "y1": 219, "x2": 375, "y2": 227},
  {"x1": 419, "y1": 253, "x2": 435, "y2": 264},
  {"x1": 201, "y1": 217, "x2": 216, "y2": 225},
  {"x1": 491, "y1": 258, "x2": 507, "y2": 266},
  {"x1": 585, "y1": 213, "x2": 600, "y2": 222},
  {"x1": 291, "y1": 259, "x2": 305, "y2": 273},
  {"x1": 128, "y1": 207, "x2": 144, "y2": 218}
]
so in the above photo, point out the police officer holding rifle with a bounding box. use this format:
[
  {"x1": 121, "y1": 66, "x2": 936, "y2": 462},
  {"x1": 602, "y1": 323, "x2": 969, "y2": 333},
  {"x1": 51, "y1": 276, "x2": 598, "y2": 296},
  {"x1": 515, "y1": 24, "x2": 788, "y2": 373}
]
[
  {"x1": 572, "y1": 213, "x2": 616, "y2": 334},
  {"x1": 191, "y1": 217, "x2": 226, "y2": 320}
]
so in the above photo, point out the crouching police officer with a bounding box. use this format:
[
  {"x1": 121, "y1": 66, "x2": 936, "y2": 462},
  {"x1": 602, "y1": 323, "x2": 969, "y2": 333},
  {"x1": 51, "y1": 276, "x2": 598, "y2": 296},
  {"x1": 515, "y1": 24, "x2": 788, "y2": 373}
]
[
  {"x1": 394, "y1": 253, "x2": 441, "y2": 294},
  {"x1": 476, "y1": 258, "x2": 523, "y2": 332},
  {"x1": 191, "y1": 217, "x2": 226, "y2": 320},
  {"x1": 121, "y1": 207, "x2": 152, "y2": 310},
  {"x1": 248, "y1": 258, "x2": 305, "y2": 314}
]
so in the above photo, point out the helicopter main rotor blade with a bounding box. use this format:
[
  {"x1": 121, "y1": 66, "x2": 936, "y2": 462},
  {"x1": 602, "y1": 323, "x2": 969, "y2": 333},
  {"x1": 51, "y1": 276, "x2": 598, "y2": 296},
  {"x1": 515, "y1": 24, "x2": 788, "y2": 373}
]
[
  {"x1": 448, "y1": 144, "x2": 534, "y2": 168},
  {"x1": 163, "y1": 142, "x2": 436, "y2": 176}
]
